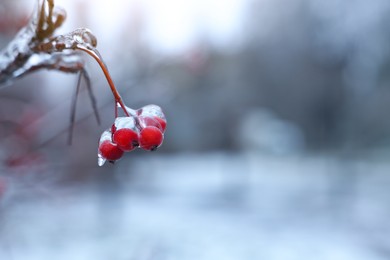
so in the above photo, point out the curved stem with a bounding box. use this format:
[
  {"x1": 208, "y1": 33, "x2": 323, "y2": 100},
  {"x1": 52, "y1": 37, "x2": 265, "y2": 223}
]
[{"x1": 75, "y1": 45, "x2": 130, "y2": 117}]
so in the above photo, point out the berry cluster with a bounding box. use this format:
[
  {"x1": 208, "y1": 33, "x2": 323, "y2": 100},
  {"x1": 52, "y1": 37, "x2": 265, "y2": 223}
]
[
  {"x1": 98, "y1": 104, "x2": 166, "y2": 166},
  {"x1": 37, "y1": 30, "x2": 170, "y2": 166}
]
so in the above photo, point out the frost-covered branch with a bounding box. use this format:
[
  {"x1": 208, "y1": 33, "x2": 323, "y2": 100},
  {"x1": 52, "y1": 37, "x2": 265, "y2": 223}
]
[
  {"x1": 0, "y1": 0, "x2": 102, "y2": 143},
  {"x1": 0, "y1": 0, "x2": 92, "y2": 86}
]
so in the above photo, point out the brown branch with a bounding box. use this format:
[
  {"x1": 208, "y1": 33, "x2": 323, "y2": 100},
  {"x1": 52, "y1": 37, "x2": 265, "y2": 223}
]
[{"x1": 75, "y1": 45, "x2": 130, "y2": 117}]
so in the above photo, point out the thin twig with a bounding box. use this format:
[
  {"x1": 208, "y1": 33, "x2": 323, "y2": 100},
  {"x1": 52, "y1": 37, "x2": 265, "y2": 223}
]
[
  {"x1": 82, "y1": 68, "x2": 101, "y2": 125},
  {"x1": 67, "y1": 68, "x2": 101, "y2": 145},
  {"x1": 68, "y1": 70, "x2": 82, "y2": 145}
]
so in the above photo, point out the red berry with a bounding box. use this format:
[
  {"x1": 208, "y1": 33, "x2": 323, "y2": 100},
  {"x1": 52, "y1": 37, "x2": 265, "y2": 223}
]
[
  {"x1": 99, "y1": 140, "x2": 124, "y2": 161},
  {"x1": 139, "y1": 126, "x2": 163, "y2": 151},
  {"x1": 153, "y1": 116, "x2": 167, "y2": 132},
  {"x1": 139, "y1": 116, "x2": 164, "y2": 132},
  {"x1": 113, "y1": 128, "x2": 139, "y2": 151},
  {"x1": 137, "y1": 104, "x2": 167, "y2": 132},
  {"x1": 98, "y1": 130, "x2": 124, "y2": 163},
  {"x1": 112, "y1": 116, "x2": 139, "y2": 152}
]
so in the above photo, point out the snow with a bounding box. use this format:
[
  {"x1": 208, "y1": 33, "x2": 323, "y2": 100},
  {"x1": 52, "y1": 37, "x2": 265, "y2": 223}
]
[{"x1": 0, "y1": 152, "x2": 389, "y2": 259}]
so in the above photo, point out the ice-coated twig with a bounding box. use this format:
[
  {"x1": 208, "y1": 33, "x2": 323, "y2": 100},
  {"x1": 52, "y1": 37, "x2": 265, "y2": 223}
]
[
  {"x1": 0, "y1": 0, "x2": 103, "y2": 140},
  {"x1": 0, "y1": 0, "x2": 99, "y2": 84},
  {"x1": 0, "y1": 0, "x2": 68, "y2": 85},
  {"x1": 0, "y1": 0, "x2": 125, "y2": 115}
]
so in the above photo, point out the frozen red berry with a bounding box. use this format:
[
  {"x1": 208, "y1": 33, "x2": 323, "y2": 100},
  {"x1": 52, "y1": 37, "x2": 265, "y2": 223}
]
[
  {"x1": 113, "y1": 128, "x2": 139, "y2": 151},
  {"x1": 137, "y1": 104, "x2": 167, "y2": 132},
  {"x1": 153, "y1": 116, "x2": 166, "y2": 132},
  {"x1": 98, "y1": 130, "x2": 124, "y2": 165},
  {"x1": 139, "y1": 116, "x2": 164, "y2": 132},
  {"x1": 139, "y1": 126, "x2": 163, "y2": 151},
  {"x1": 99, "y1": 140, "x2": 124, "y2": 161},
  {"x1": 112, "y1": 117, "x2": 139, "y2": 151}
]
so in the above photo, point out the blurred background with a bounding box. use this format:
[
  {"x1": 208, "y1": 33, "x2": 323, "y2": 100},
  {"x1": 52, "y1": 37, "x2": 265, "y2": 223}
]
[{"x1": 1, "y1": 0, "x2": 390, "y2": 259}]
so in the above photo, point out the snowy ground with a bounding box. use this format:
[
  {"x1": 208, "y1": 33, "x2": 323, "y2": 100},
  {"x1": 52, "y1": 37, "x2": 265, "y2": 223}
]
[{"x1": 1, "y1": 152, "x2": 390, "y2": 260}]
